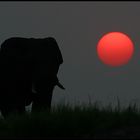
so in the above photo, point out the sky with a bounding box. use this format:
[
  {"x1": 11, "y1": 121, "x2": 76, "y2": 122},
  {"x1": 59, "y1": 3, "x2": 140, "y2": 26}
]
[{"x1": 0, "y1": 2, "x2": 140, "y2": 108}]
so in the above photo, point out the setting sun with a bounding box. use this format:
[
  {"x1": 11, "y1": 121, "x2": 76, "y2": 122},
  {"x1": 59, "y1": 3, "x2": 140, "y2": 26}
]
[{"x1": 97, "y1": 32, "x2": 134, "y2": 67}]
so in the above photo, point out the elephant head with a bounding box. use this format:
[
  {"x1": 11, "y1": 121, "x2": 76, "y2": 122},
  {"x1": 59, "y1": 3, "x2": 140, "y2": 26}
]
[{"x1": 0, "y1": 36, "x2": 64, "y2": 117}]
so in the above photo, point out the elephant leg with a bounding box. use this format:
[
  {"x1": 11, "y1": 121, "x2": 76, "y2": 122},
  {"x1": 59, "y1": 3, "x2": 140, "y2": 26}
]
[
  {"x1": 1, "y1": 105, "x2": 25, "y2": 118},
  {"x1": 1, "y1": 106, "x2": 15, "y2": 118},
  {"x1": 16, "y1": 105, "x2": 25, "y2": 115},
  {"x1": 32, "y1": 93, "x2": 53, "y2": 112},
  {"x1": 1, "y1": 107, "x2": 11, "y2": 118}
]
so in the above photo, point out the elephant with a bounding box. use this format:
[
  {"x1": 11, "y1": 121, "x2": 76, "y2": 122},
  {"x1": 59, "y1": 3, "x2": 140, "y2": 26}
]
[{"x1": 0, "y1": 37, "x2": 64, "y2": 117}]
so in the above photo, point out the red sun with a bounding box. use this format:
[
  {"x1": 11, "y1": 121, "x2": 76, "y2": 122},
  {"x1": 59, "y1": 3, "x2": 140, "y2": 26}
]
[{"x1": 97, "y1": 32, "x2": 134, "y2": 67}]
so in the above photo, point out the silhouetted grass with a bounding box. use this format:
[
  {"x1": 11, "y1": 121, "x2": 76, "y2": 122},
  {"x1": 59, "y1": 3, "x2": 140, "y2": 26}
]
[{"x1": 1, "y1": 102, "x2": 140, "y2": 139}]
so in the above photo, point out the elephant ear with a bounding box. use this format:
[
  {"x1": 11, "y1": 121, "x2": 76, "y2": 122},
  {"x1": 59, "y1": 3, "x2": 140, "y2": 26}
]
[{"x1": 46, "y1": 37, "x2": 63, "y2": 65}]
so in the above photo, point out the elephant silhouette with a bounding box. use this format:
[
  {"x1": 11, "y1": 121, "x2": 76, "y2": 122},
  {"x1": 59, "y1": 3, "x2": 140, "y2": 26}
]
[{"x1": 0, "y1": 37, "x2": 64, "y2": 117}]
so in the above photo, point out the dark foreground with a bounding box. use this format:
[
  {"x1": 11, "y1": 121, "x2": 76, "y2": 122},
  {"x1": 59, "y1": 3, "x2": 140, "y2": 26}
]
[{"x1": 0, "y1": 104, "x2": 140, "y2": 139}]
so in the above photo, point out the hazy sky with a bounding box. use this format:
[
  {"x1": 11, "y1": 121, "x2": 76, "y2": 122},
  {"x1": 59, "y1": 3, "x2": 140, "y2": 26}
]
[{"x1": 0, "y1": 2, "x2": 140, "y2": 108}]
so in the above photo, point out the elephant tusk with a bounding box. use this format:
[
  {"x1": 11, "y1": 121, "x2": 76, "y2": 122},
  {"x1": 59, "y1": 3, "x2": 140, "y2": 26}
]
[{"x1": 56, "y1": 81, "x2": 65, "y2": 90}]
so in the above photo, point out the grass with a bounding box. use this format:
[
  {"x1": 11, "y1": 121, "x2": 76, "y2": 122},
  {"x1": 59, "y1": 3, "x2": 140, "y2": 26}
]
[{"x1": 0, "y1": 102, "x2": 140, "y2": 139}]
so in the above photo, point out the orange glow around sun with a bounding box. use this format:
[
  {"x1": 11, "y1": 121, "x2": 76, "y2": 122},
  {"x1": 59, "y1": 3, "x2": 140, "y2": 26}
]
[{"x1": 97, "y1": 32, "x2": 134, "y2": 67}]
